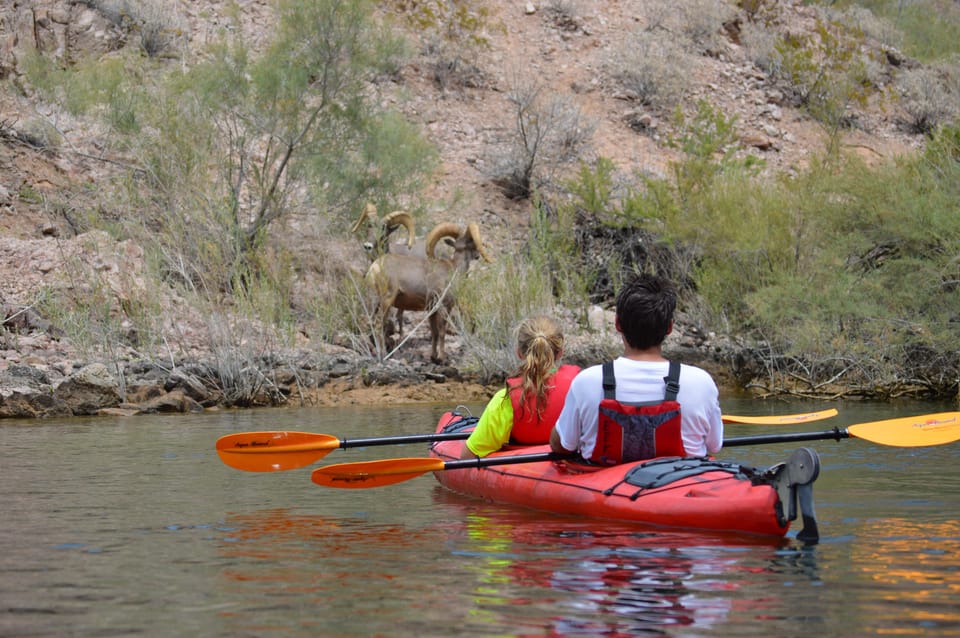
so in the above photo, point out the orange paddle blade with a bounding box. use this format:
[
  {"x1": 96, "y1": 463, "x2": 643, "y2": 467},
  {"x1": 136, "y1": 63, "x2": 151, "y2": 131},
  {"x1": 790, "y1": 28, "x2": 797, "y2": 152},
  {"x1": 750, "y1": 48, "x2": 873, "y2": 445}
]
[
  {"x1": 216, "y1": 431, "x2": 340, "y2": 472},
  {"x1": 848, "y1": 412, "x2": 960, "y2": 447},
  {"x1": 311, "y1": 457, "x2": 446, "y2": 489},
  {"x1": 722, "y1": 409, "x2": 839, "y2": 425}
]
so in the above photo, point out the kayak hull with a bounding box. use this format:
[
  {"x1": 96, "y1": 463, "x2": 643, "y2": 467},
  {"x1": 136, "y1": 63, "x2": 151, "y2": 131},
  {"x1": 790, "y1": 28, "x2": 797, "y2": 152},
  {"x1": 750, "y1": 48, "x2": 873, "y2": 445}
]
[{"x1": 429, "y1": 411, "x2": 791, "y2": 538}]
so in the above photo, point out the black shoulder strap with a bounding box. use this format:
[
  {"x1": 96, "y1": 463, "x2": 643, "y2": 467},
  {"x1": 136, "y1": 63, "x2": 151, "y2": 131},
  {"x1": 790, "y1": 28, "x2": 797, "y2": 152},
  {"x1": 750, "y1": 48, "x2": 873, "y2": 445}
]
[
  {"x1": 602, "y1": 361, "x2": 616, "y2": 400},
  {"x1": 604, "y1": 360, "x2": 680, "y2": 401},
  {"x1": 663, "y1": 361, "x2": 681, "y2": 401}
]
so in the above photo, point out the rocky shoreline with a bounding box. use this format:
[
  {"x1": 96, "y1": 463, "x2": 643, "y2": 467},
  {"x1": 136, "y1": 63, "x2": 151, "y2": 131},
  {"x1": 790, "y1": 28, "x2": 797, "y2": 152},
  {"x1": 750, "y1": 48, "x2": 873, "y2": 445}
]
[
  {"x1": 0, "y1": 306, "x2": 747, "y2": 419},
  {"x1": 0, "y1": 350, "x2": 523, "y2": 418}
]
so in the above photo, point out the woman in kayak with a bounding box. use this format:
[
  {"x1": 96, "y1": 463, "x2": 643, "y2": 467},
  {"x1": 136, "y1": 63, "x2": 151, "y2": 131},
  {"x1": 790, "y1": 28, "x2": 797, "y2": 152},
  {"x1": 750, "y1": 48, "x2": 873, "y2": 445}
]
[{"x1": 461, "y1": 315, "x2": 580, "y2": 458}]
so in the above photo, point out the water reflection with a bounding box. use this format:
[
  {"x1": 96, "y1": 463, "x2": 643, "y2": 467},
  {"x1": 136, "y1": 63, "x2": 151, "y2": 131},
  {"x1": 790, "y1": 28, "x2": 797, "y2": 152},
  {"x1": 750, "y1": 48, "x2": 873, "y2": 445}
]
[
  {"x1": 847, "y1": 518, "x2": 960, "y2": 636},
  {"x1": 215, "y1": 508, "x2": 478, "y2": 636},
  {"x1": 439, "y1": 495, "x2": 824, "y2": 636},
  {"x1": 212, "y1": 500, "x2": 833, "y2": 637}
]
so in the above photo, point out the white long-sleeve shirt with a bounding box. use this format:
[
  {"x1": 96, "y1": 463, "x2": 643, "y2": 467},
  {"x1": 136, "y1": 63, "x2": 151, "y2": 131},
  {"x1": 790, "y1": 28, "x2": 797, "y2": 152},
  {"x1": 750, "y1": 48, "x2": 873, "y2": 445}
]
[{"x1": 554, "y1": 357, "x2": 724, "y2": 459}]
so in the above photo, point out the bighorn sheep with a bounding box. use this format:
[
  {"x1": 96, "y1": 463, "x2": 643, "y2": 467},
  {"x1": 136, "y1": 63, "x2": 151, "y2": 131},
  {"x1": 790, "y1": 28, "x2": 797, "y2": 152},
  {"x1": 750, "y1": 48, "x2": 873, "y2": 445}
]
[
  {"x1": 350, "y1": 202, "x2": 416, "y2": 258},
  {"x1": 350, "y1": 203, "x2": 419, "y2": 337},
  {"x1": 365, "y1": 222, "x2": 493, "y2": 363},
  {"x1": 350, "y1": 202, "x2": 455, "y2": 339}
]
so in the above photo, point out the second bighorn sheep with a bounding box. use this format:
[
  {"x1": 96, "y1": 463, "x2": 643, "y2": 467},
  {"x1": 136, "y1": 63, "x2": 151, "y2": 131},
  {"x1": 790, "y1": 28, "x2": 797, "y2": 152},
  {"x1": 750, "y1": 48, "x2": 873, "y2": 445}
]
[
  {"x1": 350, "y1": 203, "x2": 420, "y2": 337},
  {"x1": 364, "y1": 222, "x2": 493, "y2": 363},
  {"x1": 350, "y1": 203, "x2": 416, "y2": 259}
]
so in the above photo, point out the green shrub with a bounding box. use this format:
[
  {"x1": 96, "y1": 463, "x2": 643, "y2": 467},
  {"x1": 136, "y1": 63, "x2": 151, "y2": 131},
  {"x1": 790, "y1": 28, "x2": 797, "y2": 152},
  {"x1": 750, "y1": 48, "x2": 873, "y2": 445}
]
[
  {"x1": 770, "y1": 18, "x2": 875, "y2": 131},
  {"x1": 388, "y1": 0, "x2": 499, "y2": 89},
  {"x1": 736, "y1": 130, "x2": 960, "y2": 395},
  {"x1": 832, "y1": 0, "x2": 960, "y2": 62}
]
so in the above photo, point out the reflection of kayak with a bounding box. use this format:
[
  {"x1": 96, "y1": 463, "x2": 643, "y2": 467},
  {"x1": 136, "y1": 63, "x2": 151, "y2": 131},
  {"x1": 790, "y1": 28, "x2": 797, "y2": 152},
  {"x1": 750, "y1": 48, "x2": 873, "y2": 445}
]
[{"x1": 429, "y1": 411, "x2": 821, "y2": 540}]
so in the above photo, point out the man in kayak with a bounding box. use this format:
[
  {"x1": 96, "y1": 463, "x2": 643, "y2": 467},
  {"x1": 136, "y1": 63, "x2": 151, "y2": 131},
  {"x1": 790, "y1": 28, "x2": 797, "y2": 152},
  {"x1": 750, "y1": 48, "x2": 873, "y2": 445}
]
[
  {"x1": 461, "y1": 315, "x2": 581, "y2": 458},
  {"x1": 549, "y1": 273, "x2": 723, "y2": 464}
]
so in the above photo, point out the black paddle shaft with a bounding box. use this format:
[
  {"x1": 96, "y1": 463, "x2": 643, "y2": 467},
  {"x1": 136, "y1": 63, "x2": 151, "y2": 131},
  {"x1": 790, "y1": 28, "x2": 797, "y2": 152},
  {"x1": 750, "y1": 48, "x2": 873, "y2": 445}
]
[
  {"x1": 724, "y1": 428, "x2": 849, "y2": 447},
  {"x1": 340, "y1": 431, "x2": 470, "y2": 449}
]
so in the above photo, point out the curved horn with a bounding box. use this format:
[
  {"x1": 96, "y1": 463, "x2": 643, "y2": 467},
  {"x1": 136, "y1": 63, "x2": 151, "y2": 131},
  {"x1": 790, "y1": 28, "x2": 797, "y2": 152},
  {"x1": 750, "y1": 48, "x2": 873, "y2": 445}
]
[
  {"x1": 426, "y1": 222, "x2": 461, "y2": 259},
  {"x1": 467, "y1": 222, "x2": 493, "y2": 263},
  {"x1": 383, "y1": 211, "x2": 415, "y2": 249},
  {"x1": 350, "y1": 202, "x2": 378, "y2": 234}
]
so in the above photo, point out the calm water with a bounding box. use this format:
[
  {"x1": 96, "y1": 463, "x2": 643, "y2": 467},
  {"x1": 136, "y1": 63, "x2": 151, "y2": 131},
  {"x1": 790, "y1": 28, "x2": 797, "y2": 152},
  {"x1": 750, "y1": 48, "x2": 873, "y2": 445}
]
[{"x1": 2, "y1": 399, "x2": 959, "y2": 637}]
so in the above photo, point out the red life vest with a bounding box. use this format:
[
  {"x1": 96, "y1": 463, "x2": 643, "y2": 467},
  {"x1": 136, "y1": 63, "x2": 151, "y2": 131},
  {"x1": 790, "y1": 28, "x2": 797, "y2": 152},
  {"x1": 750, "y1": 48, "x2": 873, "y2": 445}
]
[
  {"x1": 589, "y1": 361, "x2": 686, "y2": 465},
  {"x1": 508, "y1": 364, "x2": 580, "y2": 444}
]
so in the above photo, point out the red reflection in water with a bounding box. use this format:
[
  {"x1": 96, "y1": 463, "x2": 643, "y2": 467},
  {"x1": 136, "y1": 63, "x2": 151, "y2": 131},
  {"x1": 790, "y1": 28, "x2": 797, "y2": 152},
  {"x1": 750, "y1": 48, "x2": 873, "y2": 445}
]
[
  {"x1": 437, "y1": 494, "x2": 795, "y2": 637},
  {"x1": 214, "y1": 501, "x2": 804, "y2": 636}
]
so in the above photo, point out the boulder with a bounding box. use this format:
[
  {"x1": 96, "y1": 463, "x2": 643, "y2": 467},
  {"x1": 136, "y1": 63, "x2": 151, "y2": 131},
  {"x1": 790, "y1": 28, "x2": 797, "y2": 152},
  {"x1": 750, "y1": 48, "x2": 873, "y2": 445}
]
[
  {"x1": 0, "y1": 365, "x2": 72, "y2": 418},
  {"x1": 54, "y1": 363, "x2": 122, "y2": 416}
]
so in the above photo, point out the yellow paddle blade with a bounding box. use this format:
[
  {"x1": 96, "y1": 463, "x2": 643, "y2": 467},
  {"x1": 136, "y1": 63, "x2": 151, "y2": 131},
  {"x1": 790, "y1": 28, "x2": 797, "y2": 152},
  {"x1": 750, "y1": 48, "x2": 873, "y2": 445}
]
[
  {"x1": 722, "y1": 409, "x2": 839, "y2": 425},
  {"x1": 216, "y1": 431, "x2": 340, "y2": 472},
  {"x1": 848, "y1": 412, "x2": 960, "y2": 447},
  {"x1": 311, "y1": 457, "x2": 446, "y2": 489}
]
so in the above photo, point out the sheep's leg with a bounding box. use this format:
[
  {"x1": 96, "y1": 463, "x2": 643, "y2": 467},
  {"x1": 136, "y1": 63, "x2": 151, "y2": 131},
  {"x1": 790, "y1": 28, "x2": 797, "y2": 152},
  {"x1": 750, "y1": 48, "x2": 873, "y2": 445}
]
[{"x1": 428, "y1": 309, "x2": 446, "y2": 364}]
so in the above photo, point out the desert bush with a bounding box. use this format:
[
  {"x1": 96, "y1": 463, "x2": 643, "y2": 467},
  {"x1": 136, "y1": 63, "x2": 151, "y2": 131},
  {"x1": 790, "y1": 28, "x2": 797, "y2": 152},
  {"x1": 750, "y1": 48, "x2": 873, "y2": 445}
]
[
  {"x1": 605, "y1": 118, "x2": 960, "y2": 397},
  {"x1": 22, "y1": 0, "x2": 437, "y2": 363},
  {"x1": 32, "y1": 235, "x2": 165, "y2": 368},
  {"x1": 454, "y1": 252, "x2": 556, "y2": 381},
  {"x1": 486, "y1": 75, "x2": 594, "y2": 200},
  {"x1": 543, "y1": 0, "x2": 581, "y2": 32},
  {"x1": 739, "y1": 128, "x2": 960, "y2": 396},
  {"x1": 738, "y1": 0, "x2": 780, "y2": 25},
  {"x1": 388, "y1": 0, "x2": 498, "y2": 89},
  {"x1": 81, "y1": 0, "x2": 187, "y2": 58},
  {"x1": 832, "y1": 0, "x2": 960, "y2": 62},
  {"x1": 13, "y1": 118, "x2": 62, "y2": 150},
  {"x1": 530, "y1": 194, "x2": 595, "y2": 314},
  {"x1": 679, "y1": 0, "x2": 739, "y2": 55},
  {"x1": 896, "y1": 64, "x2": 958, "y2": 134},
  {"x1": 20, "y1": 51, "x2": 145, "y2": 131},
  {"x1": 666, "y1": 100, "x2": 761, "y2": 207},
  {"x1": 828, "y1": 5, "x2": 902, "y2": 50},
  {"x1": 940, "y1": 54, "x2": 960, "y2": 100},
  {"x1": 636, "y1": 0, "x2": 736, "y2": 55},
  {"x1": 740, "y1": 19, "x2": 781, "y2": 72},
  {"x1": 203, "y1": 313, "x2": 289, "y2": 407},
  {"x1": 588, "y1": 100, "x2": 799, "y2": 329},
  {"x1": 608, "y1": 29, "x2": 692, "y2": 110}
]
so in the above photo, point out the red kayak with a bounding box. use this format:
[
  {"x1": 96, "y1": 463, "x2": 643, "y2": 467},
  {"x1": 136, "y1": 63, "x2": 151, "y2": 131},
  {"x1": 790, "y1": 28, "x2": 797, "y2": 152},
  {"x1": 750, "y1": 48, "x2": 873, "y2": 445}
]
[{"x1": 429, "y1": 411, "x2": 821, "y2": 541}]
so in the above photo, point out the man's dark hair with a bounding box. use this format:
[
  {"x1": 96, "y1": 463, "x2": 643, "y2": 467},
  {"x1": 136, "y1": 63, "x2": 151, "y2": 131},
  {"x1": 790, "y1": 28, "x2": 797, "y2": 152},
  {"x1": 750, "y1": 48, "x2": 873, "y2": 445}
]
[{"x1": 615, "y1": 273, "x2": 677, "y2": 350}]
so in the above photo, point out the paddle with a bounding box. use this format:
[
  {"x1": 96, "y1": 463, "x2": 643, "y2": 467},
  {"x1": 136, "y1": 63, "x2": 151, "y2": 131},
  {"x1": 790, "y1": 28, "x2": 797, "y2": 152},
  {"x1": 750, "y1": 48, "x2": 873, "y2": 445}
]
[
  {"x1": 722, "y1": 408, "x2": 838, "y2": 425},
  {"x1": 215, "y1": 430, "x2": 472, "y2": 472},
  {"x1": 216, "y1": 409, "x2": 839, "y2": 472},
  {"x1": 309, "y1": 412, "x2": 960, "y2": 489}
]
